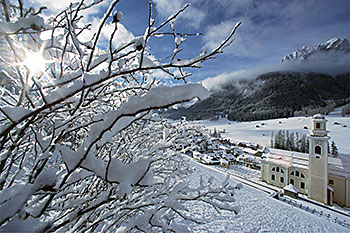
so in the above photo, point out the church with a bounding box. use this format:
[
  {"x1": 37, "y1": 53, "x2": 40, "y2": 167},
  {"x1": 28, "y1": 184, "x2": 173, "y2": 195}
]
[{"x1": 261, "y1": 114, "x2": 350, "y2": 207}]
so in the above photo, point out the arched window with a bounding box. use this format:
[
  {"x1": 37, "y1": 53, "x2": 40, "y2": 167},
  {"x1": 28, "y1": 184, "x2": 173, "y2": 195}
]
[
  {"x1": 280, "y1": 177, "x2": 284, "y2": 183},
  {"x1": 315, "y1": 146, "x2": 321, "y2": 155},
  {"x1": 301, "y1": 173, "x2": 305, "y2": 178},
  {"x1": 281, "y1": 169, "x2": 284, "y2": 174},
  {"x1": 272, "y1": 167, "x2": 275, "y2": 172},
  {"x1": 291, "y1": 171, "x2": 294, "y2": 176}
]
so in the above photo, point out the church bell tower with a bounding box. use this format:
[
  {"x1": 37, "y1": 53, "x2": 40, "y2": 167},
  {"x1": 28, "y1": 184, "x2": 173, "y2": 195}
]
[{"x1": 308, "y1": 114, "x2": 329, "y2": 204}]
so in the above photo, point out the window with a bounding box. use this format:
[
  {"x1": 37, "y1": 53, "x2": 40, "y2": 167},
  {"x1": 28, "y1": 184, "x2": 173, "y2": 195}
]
[
  {"x1": 296, "y1": 171, "x2": 300, "y2": 177},
  {"x1": 276, "y1": 167, "x2": 280, "y2": 172},
  {"x1": 272, "y1": 167, "x2": 275, "y2": 172},
  {"x1": 315, "y1": 146, "x2": 321, "y2": 155},
  {"x1": 280, "y1": 177, "x2": 284, "y2": 183},
  {"x1": 271, "y1": 174, "x2": 275, "y2": 181},
  {"x1": 290, "y1": 179, "x2": 294, "y2": 185},
  {"x1": 291, "y1": 171, "x2": 294, "y2": 176},
  {"x1": 329, "y1": 179, "x2": 334, "y2": 185},
  {"x1": 301, "y1": 173, "x2": 305, "y2": 178},
  {"x1": 300, "y1": 182, "x2": 305, "y2": 189},
  {"x1": 281, "y1": 169, "x2": 284, "y2": 174},
  {"x1": 316, "y1": 122, "x2": 321, "y2": 129}
]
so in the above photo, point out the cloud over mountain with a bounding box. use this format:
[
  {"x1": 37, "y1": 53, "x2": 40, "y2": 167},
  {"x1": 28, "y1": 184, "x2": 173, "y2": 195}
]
[{"x1": 202, "y1": 38, "x2": 350, "y2": 90}]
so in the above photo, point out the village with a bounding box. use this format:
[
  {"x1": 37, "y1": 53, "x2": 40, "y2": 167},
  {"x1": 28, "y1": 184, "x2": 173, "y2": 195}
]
[{"x1": 176, "y1": 114, "x2": 350, "y2": 212}]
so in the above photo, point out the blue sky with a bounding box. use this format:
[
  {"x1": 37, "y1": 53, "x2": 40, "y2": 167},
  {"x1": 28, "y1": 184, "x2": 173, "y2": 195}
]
[{"x1": 30, "y1": 0, "x2": 349, "y2": 85}]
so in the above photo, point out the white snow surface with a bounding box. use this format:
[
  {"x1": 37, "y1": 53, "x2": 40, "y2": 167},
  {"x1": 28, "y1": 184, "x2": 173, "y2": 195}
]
[
  {"x1": 0, "y1": 106, "x2": 33, "y2": 122},
  {"x1": 180, "y1": 161, "x2": 349, "y2": 232},
  {"x1": 200, "y1": 107, "x2": 350, "y2": 155}
]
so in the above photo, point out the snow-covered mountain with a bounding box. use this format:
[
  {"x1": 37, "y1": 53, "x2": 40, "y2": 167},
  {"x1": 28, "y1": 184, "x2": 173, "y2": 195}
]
[
  {"x1": 164, "y1": 38, "x2": 350, "y2": 122},
  {"x1": 282, "y1": 38, "x2": 349, "y2": 62}
]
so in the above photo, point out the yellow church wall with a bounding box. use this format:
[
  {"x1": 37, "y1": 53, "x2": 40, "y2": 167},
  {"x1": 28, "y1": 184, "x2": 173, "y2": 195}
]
[
  {"x1": 288, "y1": 167, "x2": 308, "y2": 195},
  {"x1": 329, "y1": 174, "x2": 349, "y2": 207}
]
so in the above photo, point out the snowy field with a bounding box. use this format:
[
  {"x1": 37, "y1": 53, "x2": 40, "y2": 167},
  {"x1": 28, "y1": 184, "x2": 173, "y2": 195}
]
[
  {"x1": 199, "y1": 107, "x2": 350, "y2": 155},
  {"x1": 182, "y1": 161, "x2": 350, "y2": 233}
]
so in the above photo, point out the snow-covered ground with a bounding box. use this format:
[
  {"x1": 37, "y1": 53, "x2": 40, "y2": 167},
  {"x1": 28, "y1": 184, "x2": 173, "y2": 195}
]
[
  {"x1": 182, "y1": 161, "x2": 350, "y2": 232},
  {"x1": 200, "y1": 106, "x2": 350, "y2": 155}
]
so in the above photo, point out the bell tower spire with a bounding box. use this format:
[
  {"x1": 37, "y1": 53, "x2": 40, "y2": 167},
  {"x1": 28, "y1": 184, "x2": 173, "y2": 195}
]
[{"x1": 308, "y1": 114, "x2": 329, "y2": 204}]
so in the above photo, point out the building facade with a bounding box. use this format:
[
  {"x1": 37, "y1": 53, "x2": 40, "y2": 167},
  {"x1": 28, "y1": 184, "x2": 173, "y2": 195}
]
[{"x1": 261, "y1": 114, "x2": 350, "y2": 207}]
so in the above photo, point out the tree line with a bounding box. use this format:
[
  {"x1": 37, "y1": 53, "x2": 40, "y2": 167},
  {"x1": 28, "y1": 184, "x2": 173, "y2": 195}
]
[{"x1": 270, "y1": 130, "x2": 338, "y2": 156}]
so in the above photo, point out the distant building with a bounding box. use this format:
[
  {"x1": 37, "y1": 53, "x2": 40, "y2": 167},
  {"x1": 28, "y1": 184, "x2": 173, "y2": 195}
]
[{"x1": 261, "y1": 114, "x2": 350, "y2": 207}]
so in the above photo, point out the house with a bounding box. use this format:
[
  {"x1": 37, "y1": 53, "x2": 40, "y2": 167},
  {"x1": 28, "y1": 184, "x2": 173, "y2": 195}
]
[
  {"x1": 243, "y1": 147, "x2": 263, "y2": 157},
  {"x1": 261, "y1": 114, "x2": 350, "y2": 207}
]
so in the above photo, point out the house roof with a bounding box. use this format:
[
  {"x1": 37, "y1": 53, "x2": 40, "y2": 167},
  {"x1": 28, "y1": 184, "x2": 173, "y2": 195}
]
[
  {"x1": 313, "y1": 114, "x2": 325, "y2": 119},
  {"x1": 243, "y1": 148, "x2": 259, "y2": 155},
  {"x1": 264, "y1": 149, "x2": 349, "y2": 178},
  {"x1": 265, "y1": 148, "x2": 308, "y2": 170},
  {"x1": 284, "y1": 184, "x2": 299, "y2": 193},
  {"x1": 329, "y1": 154, "x2": 350, "y2": 178}
]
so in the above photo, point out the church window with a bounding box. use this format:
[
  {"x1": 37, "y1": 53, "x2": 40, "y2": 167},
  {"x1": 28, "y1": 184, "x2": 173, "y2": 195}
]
[
  {"x1": 301, "y1": 173, "x2": 305, "y2": 178},
  {"x1": 280, "y1": 177, "x2": 284, "y2": 183},
  {"x1": 291, "y1": 171, "x2": 294, "y2": 176},
  {"x1": 276, "y1": 167, "x2": 280, "y2": 172},
  {"x1": 290, "y1": 179, "x2": 294, "y2": 185},
  {"x1": 300, "y1": 182, "x2": 305, "y2": 189},
  {"x1": 281, "y1": 169, "x2": 284, "y2": 174},
  {"x1": 316, "y1": 122, "x2": 321, "y2": 129},
  {"x1": 296, "y1": 171, "x2": 299, "y2": 177},
  {"x1": 329, "y1": 179, "x2": 334, "y2": 185},
  {"x1": 272, "y1": 167, "x2": 275, "y2": 172},
  {"x1": 271, "y1": 174, "x2": 275, "y2": 181},
  {"x1": 315, "y1": 146, "x2": 321, "y2": 155}
]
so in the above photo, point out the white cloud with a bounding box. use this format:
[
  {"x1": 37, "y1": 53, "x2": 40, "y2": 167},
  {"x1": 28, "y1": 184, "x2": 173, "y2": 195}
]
[
  {"x1": 201, "y1": 0, "x2": 350, "y2": 59},
  {"x1": 31, "y1": 0, "x2": 78, "y2": 11},
  {"x1": 79, "y1": 17, "x2": 134, "y2": 47},
  {"x1": 202, "y1": 51, "x2": 350, "y2": 90},
  {"x1": 28, "y1": 0, "x2": 134, "y2": 48},
  {"x1": 153, "y1": 0, "x2": 205, "y2": 29}
]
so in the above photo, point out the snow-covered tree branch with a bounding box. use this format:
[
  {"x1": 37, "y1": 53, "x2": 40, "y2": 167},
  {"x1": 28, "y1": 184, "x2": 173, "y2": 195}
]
[{"x1": 0, "y1": 0, "x2": 241, "y2": 231}]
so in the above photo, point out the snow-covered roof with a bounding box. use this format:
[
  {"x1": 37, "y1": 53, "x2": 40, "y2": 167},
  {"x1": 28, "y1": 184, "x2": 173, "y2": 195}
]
[
  {"x1": 312, "y1": 114, "x2": 324, "y2": 119},
  {"x1": 265, "y1": 149, "x2": 350, "y2": 178},
  {"x1": 284, "y1": 184, "x2": 299, "y2": 193},
  {"x1": 220, "y1": 159, "x2": 229, "y2": 164},
  {"x1": 329, "y1": 155, "x2": 350, "y2": 178},
  {"x1": 243, "y1": 148, "x2": 259, "y2": 155},
  {"x1": 264, "y1": 148, "x2": 308, "y2": 169}
]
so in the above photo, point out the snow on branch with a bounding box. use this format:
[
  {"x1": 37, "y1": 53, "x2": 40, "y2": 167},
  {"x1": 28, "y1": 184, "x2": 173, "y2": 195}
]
[{"x1": 0, "y1": 0, "x2": 241, "y2": 232}]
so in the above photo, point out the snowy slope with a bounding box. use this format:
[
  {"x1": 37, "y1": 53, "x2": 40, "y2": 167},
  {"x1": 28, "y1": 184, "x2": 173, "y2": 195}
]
[
  {"x1": 282, "y1": 38, "x2": 349, "y2": 62},
  {"x1": 200, "y1": 106, "x2": 350, "y2": 155},
  {"x1": 181, "y1": 161, "x2": 349, "y2": 232}
]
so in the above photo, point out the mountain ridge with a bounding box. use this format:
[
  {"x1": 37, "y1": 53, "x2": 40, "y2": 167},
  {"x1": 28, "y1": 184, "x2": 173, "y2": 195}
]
[
  {"x1": 164, "y1": 38, "x2": 350, "y2": 122},
  {"x1": 282, "y1": 38, "x2": 349, "y2": 62}
]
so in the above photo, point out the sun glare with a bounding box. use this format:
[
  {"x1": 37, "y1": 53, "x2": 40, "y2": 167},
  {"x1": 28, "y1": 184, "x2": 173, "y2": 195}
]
[{"x1": 23, "y1": 50, "x2": 46, "y2": 74}]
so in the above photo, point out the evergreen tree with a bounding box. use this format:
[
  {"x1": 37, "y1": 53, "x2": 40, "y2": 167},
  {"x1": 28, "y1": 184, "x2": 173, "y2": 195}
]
[
  {"x1": 274, "y1": 130, "x2": 282, "y2": 149},
  {"x1": 270, "y1": 131, "x2": 274, "y2": 148},
  {"x1": 331, "y1": 141, "x2": 339, "y2": 156},
  {"x1": 300, "y1": 134, "x2": 307, "y2": 153},
  {"x1": 306, "y1": 136, "x2": 310, "y2": 153},
  {"x1": 295, "y1": 132, "x2": 300, "y2": 152},
  {"x1": 289, "y1": 132, "x2": 295, "y2": 151},
  {"x1": 281, "y1": 130, "x2": 286, "y2": 149}
]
